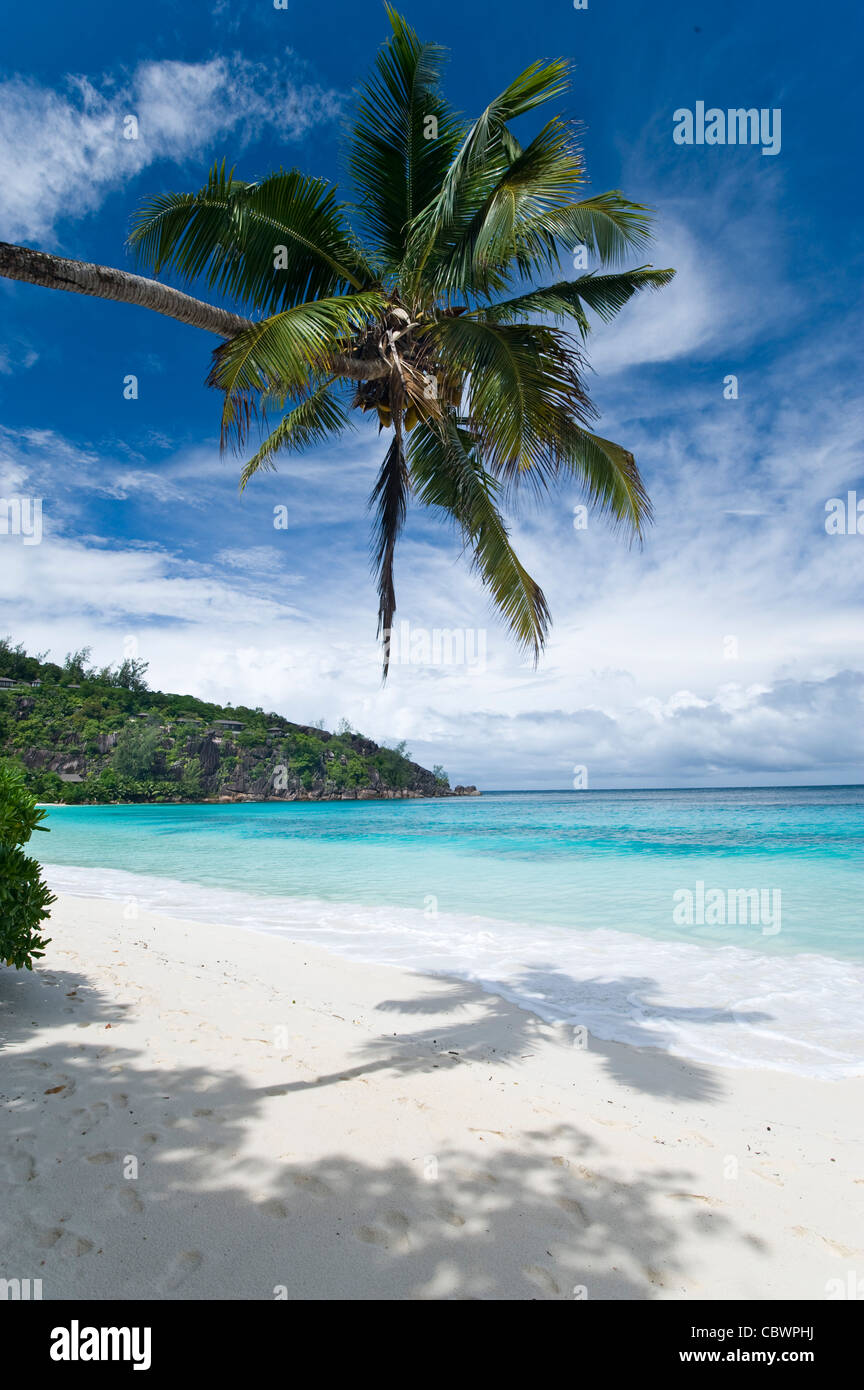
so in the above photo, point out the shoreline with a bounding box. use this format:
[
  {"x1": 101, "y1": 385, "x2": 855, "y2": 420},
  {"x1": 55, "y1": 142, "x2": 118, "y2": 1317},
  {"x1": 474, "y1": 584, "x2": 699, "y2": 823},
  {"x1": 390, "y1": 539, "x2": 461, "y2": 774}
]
[
  {"x1": 35, "y1": 788, "x2": 482, "y2": 807},
  {"x1": 1, "y1": 891, "x2": 862, "y2": 1300},
  {"x1": 38, "y1": 862, "x2": 864, "y2": 1081}
]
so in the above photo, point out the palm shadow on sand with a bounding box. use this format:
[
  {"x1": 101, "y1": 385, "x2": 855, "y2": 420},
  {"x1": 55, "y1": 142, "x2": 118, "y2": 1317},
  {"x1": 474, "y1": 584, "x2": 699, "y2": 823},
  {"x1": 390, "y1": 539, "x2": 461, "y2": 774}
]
[
  {"x1": 270, "y1": 964, "x2": 771, "y2": 1104},
  {"x1": 0, "y1": 958, "x2": 769, "y2": 1300}
]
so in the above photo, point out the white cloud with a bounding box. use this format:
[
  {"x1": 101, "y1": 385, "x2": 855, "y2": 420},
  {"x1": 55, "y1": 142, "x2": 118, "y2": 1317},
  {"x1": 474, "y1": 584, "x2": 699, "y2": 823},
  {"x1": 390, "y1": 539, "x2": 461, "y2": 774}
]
[
  {"x1": 0, "y1": 344, "x2": 39, "y2": 374},
  {"x1": 0, "y1": 532, "x2": 305, "y2": 628},
  {"x1": 587, "y1": 217, "x2": 716, "y2": 373},
  {"x1": 584, "y1": 167, "x2": 794, "y2": 376},
  {"x1": 101, "y1": 471, "x2": 191, "y2": 505},
  {"x1": 0, "y1": 55, "x2": 343, "y2": 242},
  {"x1": 215, "y1": 546, "x2": 304, "y2": 581}
]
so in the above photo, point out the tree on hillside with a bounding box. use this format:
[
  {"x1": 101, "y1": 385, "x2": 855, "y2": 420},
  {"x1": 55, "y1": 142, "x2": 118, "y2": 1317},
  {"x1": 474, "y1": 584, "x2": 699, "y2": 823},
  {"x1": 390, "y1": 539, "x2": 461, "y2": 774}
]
[
  {"x1": 99, "y1": 658, "x2": 150, "y2": 692},
  {"x1": 0, "y1": 7, "x2": 674, "y2": 677},
  {"x1": 112, "y1": 721, "x2": 161, "y2": 780},
  {"x1": 0, "y1": 638, "x2": 43, "y2": 683},
  {"x1": 62, "y1": 649, "x2": 93, "y2": 682}
]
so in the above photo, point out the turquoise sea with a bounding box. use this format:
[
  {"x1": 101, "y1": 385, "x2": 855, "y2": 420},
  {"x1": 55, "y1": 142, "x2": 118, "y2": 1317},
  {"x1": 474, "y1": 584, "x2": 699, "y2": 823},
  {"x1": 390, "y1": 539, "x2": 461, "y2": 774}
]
[{"x1": 37, "y1": 787, "x2": 864, "y2": 1077}]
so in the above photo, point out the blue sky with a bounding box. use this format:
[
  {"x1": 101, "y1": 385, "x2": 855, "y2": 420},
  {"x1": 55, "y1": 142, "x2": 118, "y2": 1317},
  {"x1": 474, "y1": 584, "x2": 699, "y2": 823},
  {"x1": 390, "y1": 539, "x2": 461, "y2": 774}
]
[{"x1": 1, "y1": 0, "x2": 862, "y2": 788}]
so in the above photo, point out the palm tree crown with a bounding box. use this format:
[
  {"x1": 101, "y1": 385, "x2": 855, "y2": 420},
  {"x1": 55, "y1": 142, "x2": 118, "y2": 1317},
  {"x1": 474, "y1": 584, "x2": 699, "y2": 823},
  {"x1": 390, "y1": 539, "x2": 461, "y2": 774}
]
[{"x1": 9, "y1": 7, "x2": 676, "y2": 676}]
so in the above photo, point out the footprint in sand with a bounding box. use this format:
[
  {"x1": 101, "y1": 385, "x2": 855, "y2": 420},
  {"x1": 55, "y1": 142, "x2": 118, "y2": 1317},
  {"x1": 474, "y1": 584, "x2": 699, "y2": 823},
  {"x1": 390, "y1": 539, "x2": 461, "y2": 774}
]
[
  {"x1": 522, "y1": 1265, "x2": 561, "y2": 1297},
  {"x1": 355, "y1": 1212, "x2": 412, "y2": 1250},
  {"x1": 355, "y1": 1225, "x2": 389, "y2": 1248},
  {"x1": 435, "y1": 1203, "x2": 466, "y2": 1228},
  {"x1": 556, "y1": 1196, "x2": 589, "y2": 1223},
  {"x1": 114, "y1": 1186, "x2": 144, "y2": 1215},
  {"x1": 258, "y1": 1198, "x2": 290, "y2": 1219},
  {"x1": 162, "y1": 1251, "x2": 203, "y2": 1291},
  {"x1": 1, "y1": 1148, "x2": 37, "y2": 1184},
  {"x1": 574, "y1": 1165, "x2": 601, "y2": 1184},
  {"x1": 30, "y1": 1223, "x2": 64, "y2": 1249},
  {"x1": 291, "y1": 1173, "x2": 330, "y2": 1198},
  {"x1": 71, "y1": 1101, "x2": 110, "y2": 1132},
  {"x1": 86, "y1": 1151, "x2": 121, "y2": 1165},
  {"x1": 27, "y1": 1221, "x2": 94, "y2": 1256}
]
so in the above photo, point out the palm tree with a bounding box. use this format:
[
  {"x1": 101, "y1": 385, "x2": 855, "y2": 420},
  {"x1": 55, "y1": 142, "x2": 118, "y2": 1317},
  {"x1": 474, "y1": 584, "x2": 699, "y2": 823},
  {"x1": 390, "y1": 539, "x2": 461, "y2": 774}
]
[{"x1": 0, "y1": 6, "x2": 674, "y2": 675}]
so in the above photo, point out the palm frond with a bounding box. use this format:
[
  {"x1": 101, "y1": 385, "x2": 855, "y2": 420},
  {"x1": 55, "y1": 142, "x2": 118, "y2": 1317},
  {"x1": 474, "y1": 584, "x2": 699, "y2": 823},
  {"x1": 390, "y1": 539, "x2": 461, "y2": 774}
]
[
  {"x1": 129, "y1": 162, "x2": 373, "y2": 312},
  {"x1": 405, "y1": 58, "x2": 571, "y2": 288},
  {"x1": 347, "y1": 5, "x2": 463, "y2": 269},
  {"x1": 432, "y1": 316, "x2": 594, "y2": 487},
  {"x1": 479, "y1": 266, "x2": 676, "y2": 333},
  {"x1": 370, "y1": 427, "x2": 410, "y2": 677},
  {"x1": 555, "y1": 424, "x2": 653, "y2": 540},
  {"x1": 409, "y1": 416, "x2": 550, "y2": 661},
  {"x1": 556, "y1": 192, "x2": 655, "y2": 265},
  {"x1": 561, "y1": 266, "x2": 676, "y2": 321},
  {"x1": 239, "y1": 382, "x2": 351, "y2": 490},
  {"x1": 207, "y1": 291, "x2": 387, "y2": 449},
  {"x1": 423, "y1": 116, "x2": 586, "y2": 296}
]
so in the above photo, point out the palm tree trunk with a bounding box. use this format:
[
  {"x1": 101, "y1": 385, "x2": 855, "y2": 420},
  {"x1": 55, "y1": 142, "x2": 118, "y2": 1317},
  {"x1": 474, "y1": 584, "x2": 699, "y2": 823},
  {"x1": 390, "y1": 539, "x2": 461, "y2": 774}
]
[
  {"x1": 0, "y1": 242, "x2": 252, "y2": 337},
  {"x1": 0, "y1": 242, "x2": 391, "y2": 380}
]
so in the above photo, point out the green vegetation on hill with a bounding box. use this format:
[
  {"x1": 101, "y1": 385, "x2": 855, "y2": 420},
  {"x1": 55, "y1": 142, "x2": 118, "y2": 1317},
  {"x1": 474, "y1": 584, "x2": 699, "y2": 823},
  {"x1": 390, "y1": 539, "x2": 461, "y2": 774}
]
[{"x1": 0, "y1": 639, "x2": 470, "y2": 804}]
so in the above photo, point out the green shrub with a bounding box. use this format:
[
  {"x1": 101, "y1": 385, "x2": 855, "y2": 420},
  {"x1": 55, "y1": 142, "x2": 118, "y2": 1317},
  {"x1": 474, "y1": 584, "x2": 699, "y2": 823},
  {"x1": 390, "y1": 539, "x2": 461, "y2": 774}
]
[
  {"x1": 113, "y1": 720, "x2": 161, "y2": 779},
  {"x1": 0, "y1": 761, "x2": 55, "y2": 969},
  {"x1": 345, "y1": 755, "x2": 368, "y2": 787},
  {"x1": 179, "y1": 757, "x2": 202, "y2": 798}
]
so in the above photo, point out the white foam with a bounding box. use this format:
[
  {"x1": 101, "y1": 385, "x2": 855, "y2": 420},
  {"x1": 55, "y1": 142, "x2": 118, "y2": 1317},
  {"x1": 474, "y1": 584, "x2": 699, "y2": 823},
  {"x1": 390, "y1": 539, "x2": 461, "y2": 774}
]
[{"x1": 44, "y1": 863, "x2": 864, "y2": 1079}]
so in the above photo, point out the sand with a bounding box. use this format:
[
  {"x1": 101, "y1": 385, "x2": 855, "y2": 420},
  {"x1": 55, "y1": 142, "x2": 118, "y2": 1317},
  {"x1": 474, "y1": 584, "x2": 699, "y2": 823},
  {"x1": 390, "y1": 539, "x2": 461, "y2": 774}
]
[{"x1": 1, "y1": 892, "x2": 862, "y2": 1301}]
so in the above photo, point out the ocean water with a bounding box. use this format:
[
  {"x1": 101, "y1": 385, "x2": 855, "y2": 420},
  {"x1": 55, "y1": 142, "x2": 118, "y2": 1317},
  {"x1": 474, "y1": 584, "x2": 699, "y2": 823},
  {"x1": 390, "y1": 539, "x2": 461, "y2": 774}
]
[{"x1": 36, "y1": 787, "x2": 864, "y2": 1078}]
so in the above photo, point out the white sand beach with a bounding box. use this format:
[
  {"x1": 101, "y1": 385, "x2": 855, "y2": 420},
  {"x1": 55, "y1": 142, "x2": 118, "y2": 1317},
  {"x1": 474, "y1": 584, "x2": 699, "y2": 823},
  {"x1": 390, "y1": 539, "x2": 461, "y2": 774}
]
[{"x1": 2, "y1": 892, "x2": 862, "y2": 1301}]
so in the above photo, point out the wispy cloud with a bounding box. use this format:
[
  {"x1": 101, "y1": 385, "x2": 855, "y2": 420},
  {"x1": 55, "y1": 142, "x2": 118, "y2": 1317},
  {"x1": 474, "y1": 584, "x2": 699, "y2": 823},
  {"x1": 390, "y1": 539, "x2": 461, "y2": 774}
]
[
  {"x1": 0, "y1": 343, "x2": 39, "y2": 374},
  {"x1": 0, "y1": 55, "x2": 343, "y2": 242}
]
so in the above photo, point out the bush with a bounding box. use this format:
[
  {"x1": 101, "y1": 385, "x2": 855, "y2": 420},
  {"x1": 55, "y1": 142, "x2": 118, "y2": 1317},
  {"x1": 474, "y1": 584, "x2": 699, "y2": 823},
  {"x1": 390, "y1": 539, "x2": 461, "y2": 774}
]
[
  {"x1": 0, "y1": 761, "x2": 55, "y2": 969},
  {"x1": 179, "y1": 757, "x2": 202, "y2": 798},
  {"x1": 113, "y1": 720, "x2": 161, "y2": 779}
]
